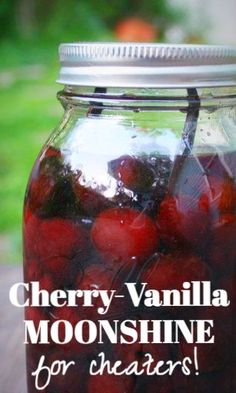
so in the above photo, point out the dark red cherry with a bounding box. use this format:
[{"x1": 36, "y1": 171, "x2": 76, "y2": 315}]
[
  {"x1": 108, "y1": 155, "x2": 155, "y2": 193},
  {"x1": 28, "y1": 172, "x2": 57, "y2": 211},
  {"x1": 42, "y1": 256, "x2": 69, "y2": 276},
  {"x1": 24, "y1": 259, "x2": 42, "y2": 282},
  {"x1": 91, "y1": 208, "x2": 158, "y2": 265},
  {"x1": 39, "y1": 274, "x2": 57, "y2": 292},
  {"x1": 25, "y1": 216, "x2": 88, "y2": 260},
  {"x1": 76, "y1": 264, "x2": 121, "y2": 319},
  {"x1": 25, "y1": 306, "x2": 50, "y2": 326},
  {"x1": 27, "y1": 146, "x2": 62, "y2": 212},
  {"x1": 157, "y1": 194, "x2": 209, "y2": 250},
  {"x1": 72, "y1": 179, "x2": 114, "y2": 216},
  {"x1": 142, "y1": 252, "x2": 209, "y2": 291},
  {"x1": 42, "y1": 146, "x2": 61, "y2": 159}
]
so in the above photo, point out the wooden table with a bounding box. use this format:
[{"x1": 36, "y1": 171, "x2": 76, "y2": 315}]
[{"x1": 0, "y1": 265, "x2": 27, "y2": 393}]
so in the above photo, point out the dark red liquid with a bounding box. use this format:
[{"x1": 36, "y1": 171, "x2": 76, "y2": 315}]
[{"x1": 24, "y1": 146, "x2": 236, "y2": 393}]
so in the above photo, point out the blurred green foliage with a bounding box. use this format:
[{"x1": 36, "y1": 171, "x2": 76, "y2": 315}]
[
  {"x1": 0, "y1": 64, "x2": 61, "y2": 262},
  {"x1": 0, "y1": 0, "x2": 184, "y2": 263},
  {"x1": 0, "y1": 0, "x2": 182, "y2": 42}
]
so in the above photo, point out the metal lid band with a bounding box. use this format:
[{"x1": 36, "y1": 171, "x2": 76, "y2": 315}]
[{"x1": 58, "y1": 43, "x2": 236, "y2": 88}]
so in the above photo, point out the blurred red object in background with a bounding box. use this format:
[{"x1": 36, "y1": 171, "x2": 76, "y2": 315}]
[{"x1": 115, "y1": 17, "x2": 158, "y2": 42}]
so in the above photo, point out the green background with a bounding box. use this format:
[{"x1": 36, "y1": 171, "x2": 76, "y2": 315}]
[{"x1": 0, "y1": 0, "x2": 197, "y2": 263}]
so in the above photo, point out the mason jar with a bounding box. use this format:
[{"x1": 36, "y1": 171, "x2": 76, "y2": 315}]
[{"x1": 23, "y1": 43, "x2": 236, "y2": 393}]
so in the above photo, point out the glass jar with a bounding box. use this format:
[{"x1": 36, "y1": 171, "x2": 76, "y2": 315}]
[{"x1": 23, "y1": 43, "x2": 236, "y2": 393}]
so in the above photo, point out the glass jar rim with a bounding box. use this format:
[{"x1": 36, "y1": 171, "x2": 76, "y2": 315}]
[
  {"x1": 58, "y1": 42, "x2": 236, "y2": 88},
  {"x1": 58, "y1": 86, "x2": 236, "y2": 112}
]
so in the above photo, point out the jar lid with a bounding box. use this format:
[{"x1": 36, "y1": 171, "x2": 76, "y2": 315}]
[{"x1": 58, "y1": 42, "x2": 236, "y2": 88}]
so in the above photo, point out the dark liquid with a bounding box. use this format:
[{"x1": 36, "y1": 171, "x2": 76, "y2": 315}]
[{"x1": 24, "y1": 146, "x2": 236, "y2": 393}]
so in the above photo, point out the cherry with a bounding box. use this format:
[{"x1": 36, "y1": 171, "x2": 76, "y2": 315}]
[
  {"x1": 42, "y1": 256, "x2": 69, "y2": 276},
  {"x1": 77, "y1": 263, "x2": 134, "y2": 320},
  {"x1": 24, "y1": 255, "x2": 70, "y2": 289},
  {"x1": 24, "y1": 259, "x2": 42, "y2": 282},
  {"x1": 25, "y1": 216, "x2": 88, "y2": 260},
  {"x1": 192, "y1": 174, "x2": 236, "y2": 216},
  {"x1": 91, "y1": 208, "x2": 158, "y2": 265},
  {"x1": 170, "y1": 151, "x2": 236, "y2": 219},
  {"x1": 40, "y1": 274, "x2": 56, "y2": 293},
  {"x1": 174, "y1": 156, "x2": 236, "y2": 216},
  {"x1": 24, "y1": 213, "x2": 41, "y2": 259},
  {"x1": 157, "y1": 193, "x2": 210, "y2": 250},
  {"x1": 142, "y1": 252, "x2": 209, "y2": 292},
  {"x1": 28, "y1": 172, "x2": 57, "y2": 212},
  {"x1": 76, "y1": 264, "x2": 127, "y2": 293},
  {"x1": 72, "y1": 179, "x2": 114, "y2": 217},
  {"x1": 215, "y1": 176, "x2": 236, "y2": 215},
  {"x1": 24, "y1": 204, "x2": 33, "y2": 223},
  {"x1": 25, "y1": 306, "x2": 50, "y2": 326},
  {"x1": 27, "y1": 146, "x2": 62, "y2": 213},
  {"x1": 108, "y1": 155, "x2": 155, "y2": 193},
  {"x1": 42, "y1": 146, "x2": 61, "y2": 159},
  {"x1": 76, "y1": 264, "x2": 121, "y2": 319}
]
